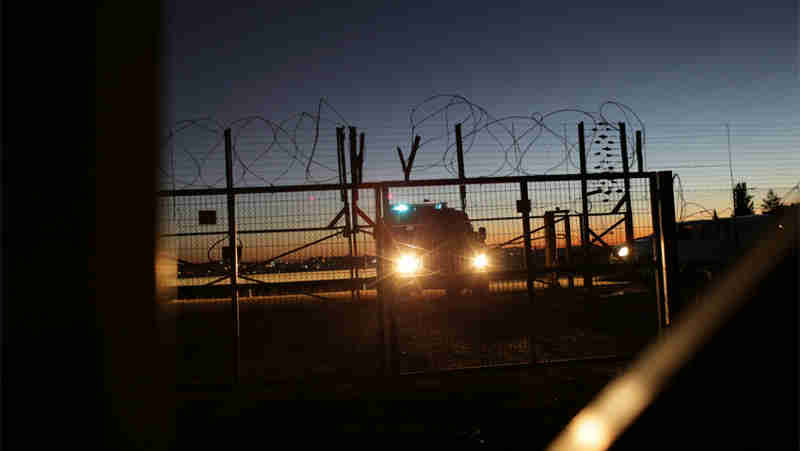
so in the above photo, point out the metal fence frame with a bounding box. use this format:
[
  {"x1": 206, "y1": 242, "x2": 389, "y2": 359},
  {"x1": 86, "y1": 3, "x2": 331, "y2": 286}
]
[
  {"x1": 158, "y1": 169, "x2": 676, "y2": 382},
  {"x1": 158, "y1": 120, "x2": 680, "y2": 383}
]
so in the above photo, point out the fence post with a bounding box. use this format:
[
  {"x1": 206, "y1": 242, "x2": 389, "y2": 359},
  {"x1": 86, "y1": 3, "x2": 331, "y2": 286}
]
[
  {"x1": 456, "y1": 123, "x2": 467, "y2": 212},
  {"x1": 337, "y1": 127, "x2": 355, "y2": 297},
  {"x1": 564, "y1": 214, "x2": 574, "y2": 288},
  {"x1": 544, "y1": 210, "x2": 557, "y2": 287},
  {"x1": 578, "y1": 122, "x2": 593, "y2": 289},
  {"x1": 224, "y1": 128, "x2": 240, "y2": 385},
  {"x1": 374, "y1": 186, "x2": 387, "y2": 375},
  {"x1": 635, "y1": 130, "x2": 644, "y2": 173},
  {"x1": 649, "y1": 174, "x2": 665, "y2": 336},
  {"x1": 657, "y1": 171, "x2": 678, "y2": 326},
  {"x1": 620, "y1": 123, "x2": 635, "y2": 246},
  {"x1": 349, "y1": 126, "x2": 360, "y2": 301},
  {"x1": 518, "y1": 181, "x2": 537, "y2": 363},
  {"x1": 376, "y1": 185, "x2": 396, "y2": 375}
]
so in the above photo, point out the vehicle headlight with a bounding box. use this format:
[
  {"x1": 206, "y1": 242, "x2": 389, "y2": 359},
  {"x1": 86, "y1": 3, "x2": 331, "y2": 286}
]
[
  {"x1": 396, "y1": 254, "x2": 421, "y2": 275},
  {"x1": 472, "y1": 253, "x2": 489, "y2": 269},
  {"x1": 617, "y1": 246, "x2": 630, "y2": 258}
]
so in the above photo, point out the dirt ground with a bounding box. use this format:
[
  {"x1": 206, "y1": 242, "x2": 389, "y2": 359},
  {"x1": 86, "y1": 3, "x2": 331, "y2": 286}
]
[
  {"x1": 174, "y1": 358, "x2": 634, "y2": 449},
  {"x1": 173, "y1": 282, "x2": 656, "y2": 384},
  {"x1": 171, "y1": 281, "x2": 665, "y2": 449}
]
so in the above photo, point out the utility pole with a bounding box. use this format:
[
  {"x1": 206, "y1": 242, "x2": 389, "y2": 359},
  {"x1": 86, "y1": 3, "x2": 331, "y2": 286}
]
[{"x1": 727, "y1": 123, "x2": 734, "y2": 211}]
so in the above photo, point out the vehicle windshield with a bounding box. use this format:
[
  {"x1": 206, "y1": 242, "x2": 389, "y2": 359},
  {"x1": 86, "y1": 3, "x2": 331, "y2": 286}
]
[{"x1": 389, "y1": 208, "x2": 473, "y2": 251}]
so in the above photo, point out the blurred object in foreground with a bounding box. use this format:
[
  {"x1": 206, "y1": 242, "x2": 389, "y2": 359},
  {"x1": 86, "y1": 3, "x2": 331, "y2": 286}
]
[{"x1": 547, "y1": 205, "x2": 798, "y2": 451}]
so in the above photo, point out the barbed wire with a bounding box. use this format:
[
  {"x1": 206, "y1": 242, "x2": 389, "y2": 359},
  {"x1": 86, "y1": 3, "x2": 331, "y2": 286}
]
[
  {"x1": 159, "y1": 95, "x2": 797, "y2": 224},
  {"x1": 403, "y1": 95, "x2": 645, "y2": 180},
  {"x1": 159, "y1": 95, "x2": 648, "y2": 192},
  {"x1": 159, "y1": 98, "x2": 349, "y2": 190}
]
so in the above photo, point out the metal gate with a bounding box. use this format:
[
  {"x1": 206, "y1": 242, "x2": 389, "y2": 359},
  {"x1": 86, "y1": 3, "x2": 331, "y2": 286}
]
[
  {"x1": 160, "y1": 183, "x2": 387, "y2": 383},
  {"x1": 158, "y1": 133, "x2": 676, "y2": 383},
  {"x1": 373, "y1": 172, "x2": 672, "y2": 374}
]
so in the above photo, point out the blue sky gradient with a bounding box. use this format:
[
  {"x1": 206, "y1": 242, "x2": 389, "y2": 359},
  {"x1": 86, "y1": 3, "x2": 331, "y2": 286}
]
[{"x1": 162, "y1": 0, "x2": 799, "y2": 218}]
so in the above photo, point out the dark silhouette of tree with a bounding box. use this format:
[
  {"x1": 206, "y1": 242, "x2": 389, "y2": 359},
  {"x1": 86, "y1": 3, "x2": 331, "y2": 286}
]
[
  {"x1": 760, "y1": 189, "x2": 783, "y2": 215},
  {"x1": 733, "y1": 182, "x2": 754, "y2": 216}
]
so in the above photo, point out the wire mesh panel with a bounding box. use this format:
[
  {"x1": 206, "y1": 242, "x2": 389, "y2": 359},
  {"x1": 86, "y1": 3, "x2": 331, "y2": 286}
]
[
  {"x1": 351, "y1": 188, "x2": 378, "y2": 292},
  {"x1": 380, "y1": 175, "x2": 660, "y2": 373},
  {"x1": 157, "y1": 193, "x2": 234, "y2": 384},
  {"x1": 157, "y1": 194, "x2": 231, "y2": 297},
  {"x1": 235, "y1": 190, "x2": 352, "y2": 295},
  {"x1": 232, "y1": 188, "x2": 381, "y2": 381},
  {"x1": 160, "y1": 186, "x2": 383, "y2": 384},
  {"x1": 158, "y1": 171, "x2": 664, "y2": 383},
  {"x1": 526, "y1": 175, "x2": 659, "y2": 363},
  {"x1": 466, "y1": 182, "x2": 528, "y2": 294}
]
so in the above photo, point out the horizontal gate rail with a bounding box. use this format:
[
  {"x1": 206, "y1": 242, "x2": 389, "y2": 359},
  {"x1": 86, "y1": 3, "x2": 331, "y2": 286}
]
[
  {"x1": 163, "y1": 168, "x2": 665, "y2": 381},
  {"x1": 162, "y1": 231, "x2": 228, "y2": 238},
  {"x1": 238, "y1": 230, "x2": 344, "y2": 274},
  {"x1": 157, "y1": 172, "x2": 657, "y2": 197},
  {"x1": 161, "y1": 226, "x2": 345, "y2": 238}
]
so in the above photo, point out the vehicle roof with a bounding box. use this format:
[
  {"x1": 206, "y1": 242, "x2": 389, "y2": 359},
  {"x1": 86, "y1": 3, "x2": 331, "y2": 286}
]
[{"x1": 386, "y1": 202, "x2": 471, "y2": 226}]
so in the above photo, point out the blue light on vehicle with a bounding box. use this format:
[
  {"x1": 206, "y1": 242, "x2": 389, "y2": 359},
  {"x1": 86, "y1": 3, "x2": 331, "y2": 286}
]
[
  {"x1": 392, "y1": 204, "x2": 410, "y2": 213},
  {"x1": 435, "y1": 203, "x2": 442, "y2": 209}
]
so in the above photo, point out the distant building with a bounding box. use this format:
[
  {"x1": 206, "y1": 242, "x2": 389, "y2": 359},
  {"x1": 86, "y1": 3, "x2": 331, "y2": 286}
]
[{"x1": 611, "y1": 208, "x2": 793, "y2": 269}]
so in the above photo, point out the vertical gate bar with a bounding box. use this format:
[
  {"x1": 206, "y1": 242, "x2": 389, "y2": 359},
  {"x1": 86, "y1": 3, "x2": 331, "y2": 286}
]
[
  {"x1": 635, "y1": 130, "x2": 644, "y2": 173},
  {"x1": 649, "y1": 173, "x2": 665, "y2": 336},
  {"x1": 379, "y1": 185, "x2": 396, "y2": 375},
  {"x1": 657, "y1": 171, "x2": 678, "y2": 327},
  {"x1": 578, "y1": 122, "x2": 593, "y2": 289},
  {"x1": 359, "y1": 132, "x2": 366, "y2": 287},
  {"x1": 544, "y1": 211, "x2": 555, "y2": 268},
  {"x1": 336, "y1": 128, "x2": 346, "y2": 200},
  {"x1": 374, "y1": 186, "x2": 388, "y2": 375},
  {"x1": 519, "y1": 181, "x2": 537, "y2": 363},
  {"x1": 349, "y1": 126, "x2": 360, "y2": 301},
  {"x1": 337, "y1": 127, "x2": 355, "y2": 298},
  {"x1": 564, "y1": 214, "x2": 574, "y2": 288},
  {"x1": 387, "y1": 189, "x2": 398, "y2": 374},
  {"x1": 544, "y1": 211, "x2": 556, "y2": 286},
  {"x1": 224, "y1": 128, "x2": 240, "y2": 385},
  {"x1": 456, "y1": 123, "x2": 467, "y2": 212},
  {"x1": 620, "y1": 123, "x2": 635, "y2": 245}
]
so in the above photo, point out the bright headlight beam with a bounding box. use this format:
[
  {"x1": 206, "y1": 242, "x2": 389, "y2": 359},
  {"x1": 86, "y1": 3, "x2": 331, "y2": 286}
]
[
  {"x1": 472, "y1": 253, "x2": 489, "y2": 269},
  {"x1": 392, "y1": 204, "x2": 409, "y2": 213},
  {"x1": 547, "y1": 209, "x2": 798, "y2": 451},
  {"x1": 617, "y1": 246, "x2": 630, "y2": 258},
  {"x1": 396, "y1": 254, "x2": 421, "y2": 274}
]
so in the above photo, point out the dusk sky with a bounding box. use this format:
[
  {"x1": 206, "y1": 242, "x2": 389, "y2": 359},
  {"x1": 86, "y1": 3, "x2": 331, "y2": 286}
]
[{"x1": 161, "y1": 0, "x2": 799, "y2": 221}]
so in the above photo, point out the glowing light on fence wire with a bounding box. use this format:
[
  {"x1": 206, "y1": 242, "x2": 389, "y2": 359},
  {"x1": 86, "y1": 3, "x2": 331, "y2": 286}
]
[{"x1": 472, "y1": 253, "x2": 489, "y2": 269}]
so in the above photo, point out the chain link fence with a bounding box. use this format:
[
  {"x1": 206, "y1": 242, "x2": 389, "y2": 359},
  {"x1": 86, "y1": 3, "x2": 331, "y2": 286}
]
[{"x1": 159, "y1": 172, "x2": 667, "y2": 384}]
